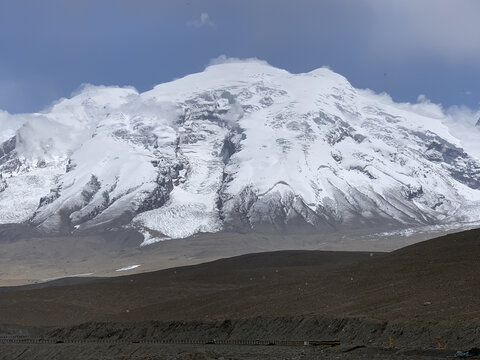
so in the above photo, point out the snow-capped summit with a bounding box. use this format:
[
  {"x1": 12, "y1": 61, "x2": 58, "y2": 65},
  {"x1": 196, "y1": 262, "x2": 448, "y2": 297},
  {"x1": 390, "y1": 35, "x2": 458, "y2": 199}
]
[{"x1": 1, "y1": 59, "x2": 480, "y2": 244}]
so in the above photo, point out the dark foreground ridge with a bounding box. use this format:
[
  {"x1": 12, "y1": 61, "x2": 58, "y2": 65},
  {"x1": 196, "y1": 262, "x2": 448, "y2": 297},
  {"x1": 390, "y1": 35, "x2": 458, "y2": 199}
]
[{"x1": 0, "y1": 228, "x2": 479, "y2": 359}]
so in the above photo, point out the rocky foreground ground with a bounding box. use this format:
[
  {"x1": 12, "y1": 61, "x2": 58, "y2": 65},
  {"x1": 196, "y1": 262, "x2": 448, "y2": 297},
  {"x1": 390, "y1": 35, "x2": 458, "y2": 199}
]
[{"x1": 0, "y1": 342, "x2": 468, "y2": 360}]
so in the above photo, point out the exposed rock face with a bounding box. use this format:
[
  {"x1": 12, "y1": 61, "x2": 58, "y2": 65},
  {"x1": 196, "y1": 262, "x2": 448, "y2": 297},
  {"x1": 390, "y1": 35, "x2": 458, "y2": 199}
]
[{"x1": 0, "y1": 62, "x2": 480, "y2": 243}]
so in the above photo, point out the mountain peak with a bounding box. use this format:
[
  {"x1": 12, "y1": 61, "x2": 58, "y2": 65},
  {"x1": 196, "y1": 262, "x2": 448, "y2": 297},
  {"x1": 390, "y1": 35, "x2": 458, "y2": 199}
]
[{"x1": 0, "y1": 62, "x2": 479, "y2": 244}]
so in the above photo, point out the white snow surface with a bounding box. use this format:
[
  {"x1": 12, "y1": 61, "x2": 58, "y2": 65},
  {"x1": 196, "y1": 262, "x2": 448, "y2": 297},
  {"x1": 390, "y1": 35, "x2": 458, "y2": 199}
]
[
  {"x1": 0, "y1": 60, "x2": 480, "y2": 242},
  {"x1": 116, "y1": 265, "x2": 141, "y2": 272}
]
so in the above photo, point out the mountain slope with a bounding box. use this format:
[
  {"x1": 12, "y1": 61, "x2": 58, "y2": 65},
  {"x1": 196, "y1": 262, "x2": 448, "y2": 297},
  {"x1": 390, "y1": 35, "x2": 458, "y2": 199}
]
[
  {"x1": 1, "y1": 228, "x2": 479, "y2": 329},
  {"x1": 1, "y1": 60, "x2": 480, "y2": 243}
]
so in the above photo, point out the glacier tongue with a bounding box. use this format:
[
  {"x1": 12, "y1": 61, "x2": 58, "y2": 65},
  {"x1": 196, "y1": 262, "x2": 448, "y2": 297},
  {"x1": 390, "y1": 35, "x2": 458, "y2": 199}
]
[{"x1": 0, "y1": 61, "x2": 480, "y2": 242}]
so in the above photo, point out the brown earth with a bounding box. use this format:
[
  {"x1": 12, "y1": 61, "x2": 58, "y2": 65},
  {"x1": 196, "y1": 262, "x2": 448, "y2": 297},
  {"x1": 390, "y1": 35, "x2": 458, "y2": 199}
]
[
  {"x1": 1, "y1": 228, "x2": 480, "y2": 327},
  {"x1": 0, "y1": 228, "x2": 480, "y2": 359},
  {"x1": 0, "y1": 225, "x2": 450, "y2": 287}
]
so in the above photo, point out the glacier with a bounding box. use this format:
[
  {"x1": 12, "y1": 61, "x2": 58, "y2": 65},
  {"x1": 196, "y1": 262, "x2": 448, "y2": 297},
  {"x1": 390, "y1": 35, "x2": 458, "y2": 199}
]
[{"x1": 0, "y1": 60, "x2": 480, "y2": 244}]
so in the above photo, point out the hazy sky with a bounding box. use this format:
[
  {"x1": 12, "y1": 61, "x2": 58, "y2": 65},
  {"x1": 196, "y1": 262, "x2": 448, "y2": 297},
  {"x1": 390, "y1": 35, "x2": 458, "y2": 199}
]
[{"x1": 1, "y1": 0, "x2": 479, "y2": 113}]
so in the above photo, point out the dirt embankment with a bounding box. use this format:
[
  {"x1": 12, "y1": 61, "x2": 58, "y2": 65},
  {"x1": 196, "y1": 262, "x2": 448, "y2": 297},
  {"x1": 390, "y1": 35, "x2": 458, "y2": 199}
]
[
  {"x1": 0, "y1": 318, "x2": 477, "y2": 360},
  {"x1": 40, "y1": 317, "x2": 480, "y2": 350}
]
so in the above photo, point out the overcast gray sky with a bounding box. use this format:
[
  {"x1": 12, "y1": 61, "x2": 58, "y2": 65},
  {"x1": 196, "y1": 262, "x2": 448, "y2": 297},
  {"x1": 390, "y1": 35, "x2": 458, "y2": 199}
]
[{"x1": 0, "y1": 0, "x2": 479, "y2": 113}]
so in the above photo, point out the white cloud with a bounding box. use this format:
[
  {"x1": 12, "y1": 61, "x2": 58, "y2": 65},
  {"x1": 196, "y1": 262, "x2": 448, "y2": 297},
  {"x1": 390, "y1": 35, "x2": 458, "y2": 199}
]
[
  {"x1": 366, "y1": 0, "x2": 480, "y2": 61},
  {"x1": 0, "y1": 110, "x2": 29, "y2": 143},
  {"x1": 188, "y1": 12, "x2": 215, "y2": 28},
  {"x1": 69, "y1": 83, "x2": 137, "y2": 98},
  {"x1": 360, "y1": 87, "x2": 480, "y2": 159},
  {"x1": 444, "y1": 105, "x2": 480, "y2": 159},
  {"x1": 207, "y1": 54, "x2": 269, "y2": 67}
]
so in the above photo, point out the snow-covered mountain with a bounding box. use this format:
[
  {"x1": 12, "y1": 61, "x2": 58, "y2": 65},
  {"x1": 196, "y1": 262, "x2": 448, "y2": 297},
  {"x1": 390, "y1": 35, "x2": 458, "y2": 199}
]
[{"x1": 1, "y1": 60, "x2": 480, "y2": 244}]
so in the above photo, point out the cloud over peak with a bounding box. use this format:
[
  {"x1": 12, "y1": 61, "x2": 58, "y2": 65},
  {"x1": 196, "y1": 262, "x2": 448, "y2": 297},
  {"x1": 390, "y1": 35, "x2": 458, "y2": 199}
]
[{"x1": 207, "y1": 55, "x2": 269, "y2": 67}]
